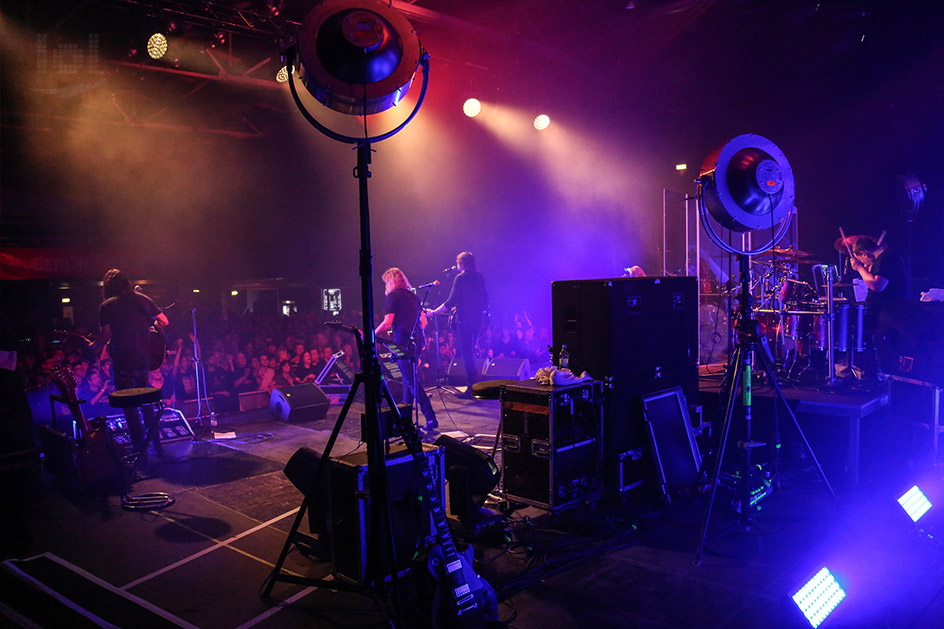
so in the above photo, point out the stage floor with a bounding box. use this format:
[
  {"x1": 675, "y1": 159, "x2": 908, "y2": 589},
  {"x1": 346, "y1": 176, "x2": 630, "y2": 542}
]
[{"x1": 3, "y1": 379, "x2": 943, "y2": 628}]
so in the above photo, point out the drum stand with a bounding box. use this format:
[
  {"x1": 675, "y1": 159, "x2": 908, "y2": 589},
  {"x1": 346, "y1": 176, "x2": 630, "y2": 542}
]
[{"x1": 695, "y1": 255, "x2": 835, "y2": 565}]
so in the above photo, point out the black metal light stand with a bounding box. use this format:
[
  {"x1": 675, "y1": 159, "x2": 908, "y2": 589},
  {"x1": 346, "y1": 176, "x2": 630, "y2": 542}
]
[
  {"x1": 693, "y1": 136, "x2": 835, "y2": 565},
  {"x1": 262, "y1": 5, "x2": 430, "y2": 620}
]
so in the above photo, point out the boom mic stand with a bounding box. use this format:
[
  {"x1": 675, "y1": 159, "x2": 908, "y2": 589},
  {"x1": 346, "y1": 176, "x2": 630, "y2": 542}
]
[{"x1": 695, "y1": 254, "x2": 836, "y2": 565}]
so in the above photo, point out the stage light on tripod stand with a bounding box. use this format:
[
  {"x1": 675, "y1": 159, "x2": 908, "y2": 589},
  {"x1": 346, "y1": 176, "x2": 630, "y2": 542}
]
[
  {"x1": 791, "y1": 567, "x2": 846, "y2": 628},
  {"x1": 898, "y1": 485, "x2": 932, "y2": 523},
  {"x1": 463, "y1": 98, "x2": 481, "y2": 118}
]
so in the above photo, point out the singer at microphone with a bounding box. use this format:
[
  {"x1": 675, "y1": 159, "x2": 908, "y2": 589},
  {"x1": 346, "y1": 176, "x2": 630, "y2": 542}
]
[{"x1": 428, "y1": 251, "x2": 489, "y2": 398}]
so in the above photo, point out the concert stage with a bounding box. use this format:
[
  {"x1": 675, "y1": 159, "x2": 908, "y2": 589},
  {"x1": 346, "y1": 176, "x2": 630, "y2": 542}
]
[{"x1": 3, "y1": 379, "x2": 943, "y2": 628}]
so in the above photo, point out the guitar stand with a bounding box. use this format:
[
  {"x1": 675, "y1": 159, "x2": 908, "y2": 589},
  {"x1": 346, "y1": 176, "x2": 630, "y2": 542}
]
[
  {"x1": 695, "y1": 255, "x2": 836, "y2": 565},
  {"x1": 108, "y1": 387, "x2": 175, "y2": 511}
]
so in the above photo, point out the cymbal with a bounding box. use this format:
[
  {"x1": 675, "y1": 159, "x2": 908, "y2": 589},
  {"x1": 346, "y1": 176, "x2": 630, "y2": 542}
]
[
  {"x1": 754, "y1": 247, "x2": 822, "y2": 264},
  {"x1": 833, "y1": 234, "x2": 874, "y2": 253}
]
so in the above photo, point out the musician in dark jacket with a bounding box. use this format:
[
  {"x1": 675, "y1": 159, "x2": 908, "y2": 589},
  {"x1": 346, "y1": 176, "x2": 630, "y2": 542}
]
[
  {"x1": 99, "y1": 269, "x2": 168, "y2": 456},
  {"x1": 429, "y1": 251, "x2": 488, "y2": 397}
]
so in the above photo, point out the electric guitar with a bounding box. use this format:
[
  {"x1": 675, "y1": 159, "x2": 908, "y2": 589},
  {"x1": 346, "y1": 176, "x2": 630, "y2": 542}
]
[
  {"x1": 447, "y1": 309, "x2": 490, "y2": 341},
  {"x1": 50, "y1": 367, "x2": 122, "y2": 484},
  {"x1": 392, "y1": 410, "x2": 499, "y2": 628}
]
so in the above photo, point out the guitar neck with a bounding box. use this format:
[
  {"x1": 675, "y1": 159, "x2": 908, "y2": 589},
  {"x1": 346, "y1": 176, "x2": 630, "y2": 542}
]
[{"x1": 398, "y1": 425, "x2": 472, "y2": 602}]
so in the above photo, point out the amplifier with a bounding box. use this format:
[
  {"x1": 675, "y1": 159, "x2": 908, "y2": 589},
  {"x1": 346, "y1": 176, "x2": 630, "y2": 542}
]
[
  {"x1": 500, "y1": 379, "x2": 603, "y2": 510},
  {"x1": 330, "y1": 443, "x2": 443, "y2": 583}
]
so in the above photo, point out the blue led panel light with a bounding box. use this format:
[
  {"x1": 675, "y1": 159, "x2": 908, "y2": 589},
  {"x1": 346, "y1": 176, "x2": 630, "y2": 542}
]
[
  {"x1": 898, "y1": 485, "x2": 932, "y2": 523},
  {"x1": 791, "y1": 567, "x2": 846, "y2": 628}
]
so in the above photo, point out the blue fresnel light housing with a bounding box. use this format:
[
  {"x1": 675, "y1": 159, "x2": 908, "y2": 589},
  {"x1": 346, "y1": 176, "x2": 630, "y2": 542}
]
[
  {"x1": 790, "y1": 567, "x2": 847, "y2": 628},
  {"x1": 263, "y1": 0, "x2": 432, "y2": 618}
]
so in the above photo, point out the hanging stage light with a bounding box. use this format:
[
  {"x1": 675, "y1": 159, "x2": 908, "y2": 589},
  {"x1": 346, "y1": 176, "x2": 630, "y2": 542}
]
[
  {"x1": 699, "y1": 134, "x2": 795, "y2": 233},
  {"x1": 147, "y1": 33, "x2": 168, "y2": 59},
  {"x1": 463, "y1": 98, "x2": 482, "y2": 118},
  {"x1": 294, "y1": 0, "x2": 422, "y2": 115},
  {"x1": 533, "y1": 114, "x2": 550, "y2": 131}
]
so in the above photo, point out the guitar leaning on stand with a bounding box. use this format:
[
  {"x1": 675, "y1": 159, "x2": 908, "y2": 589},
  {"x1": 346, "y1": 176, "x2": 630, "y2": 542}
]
[
  {"x1": 49, "y1": 367, "x2": 122, "y2": 485},
  {"x1": 392, "y1": 409, "x2": 499, "y2": 627}
]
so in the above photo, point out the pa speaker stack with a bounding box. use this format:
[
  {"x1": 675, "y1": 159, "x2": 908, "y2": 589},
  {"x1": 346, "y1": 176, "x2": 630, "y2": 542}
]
[{"x1": 552, "y1": 276, "x2": 699, "y2": 493}]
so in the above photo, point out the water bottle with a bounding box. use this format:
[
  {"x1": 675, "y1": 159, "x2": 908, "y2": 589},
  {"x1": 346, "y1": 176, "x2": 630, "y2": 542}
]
[{"x1": 559, "y1": 344, "x2": 569, "y2": 369}]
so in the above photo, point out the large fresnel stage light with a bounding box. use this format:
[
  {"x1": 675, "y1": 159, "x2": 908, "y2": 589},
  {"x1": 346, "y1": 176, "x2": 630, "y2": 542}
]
[
  {"x1": 294, "y1": 0, "x2": 422, "y2": 115},
  {"x1": 699, "y1": 133, "x2": 795, "y2": 233}
]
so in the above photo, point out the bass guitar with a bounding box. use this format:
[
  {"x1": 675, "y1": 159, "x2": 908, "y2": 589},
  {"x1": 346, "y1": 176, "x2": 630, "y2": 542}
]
[
  {"x1": 50, "y1": 367, "x2": 122, "y2": 484},
  {"x1": 392, "y1": 410, "x2": 499, "y2": 628}
]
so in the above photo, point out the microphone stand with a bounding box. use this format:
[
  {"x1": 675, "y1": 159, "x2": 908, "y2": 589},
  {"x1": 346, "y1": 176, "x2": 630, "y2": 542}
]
[{"x1": 190, "y1": 307, "x2": 214, "y2": 432}]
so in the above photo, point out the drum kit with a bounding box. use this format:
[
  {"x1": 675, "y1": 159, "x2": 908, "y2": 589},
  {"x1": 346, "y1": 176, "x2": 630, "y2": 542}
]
[{"x1": 746, "y1": 238, "x2": 873, "y2": 384}]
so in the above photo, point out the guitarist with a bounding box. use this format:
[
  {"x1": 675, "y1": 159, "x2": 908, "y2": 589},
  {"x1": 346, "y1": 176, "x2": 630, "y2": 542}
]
[
  {"x1": 428, "y1": 252, "x2": 489, "y2": 399},
  {"x1": 99, "y1": 269, "x2": 169, "y2": 460}
]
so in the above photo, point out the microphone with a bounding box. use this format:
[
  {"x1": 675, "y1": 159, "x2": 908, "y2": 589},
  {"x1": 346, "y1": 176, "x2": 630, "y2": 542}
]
[
  {"x1": 417, "y1": 280, "x2": 440, "y2": 289},
  {"x1": 134, "y1": 285, "x2": 143, "y2": 293},
  {"x1": 443, "y1": 265, "x2": 457, "y2": 274}
]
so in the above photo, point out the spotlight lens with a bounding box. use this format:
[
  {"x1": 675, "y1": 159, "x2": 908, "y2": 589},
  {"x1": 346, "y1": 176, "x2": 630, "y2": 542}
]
[
  {"x1": 276, "y1": 66, "x2": 289, "y2": 83},
  {"x1": 534, "y1": 114, "x2": 550, "y2": 130},
  {"x1": 463, "y1": 98, "x2": 481, "y2": 118},
  {"x1": 147, "y1": 33, "x2": 168, "y2": 60}
]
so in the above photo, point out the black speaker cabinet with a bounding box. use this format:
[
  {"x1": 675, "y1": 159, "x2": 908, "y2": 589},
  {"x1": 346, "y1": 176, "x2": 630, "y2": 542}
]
[
  {"x1": 446, "y1": 357, "x2": 488, "y2": 385},
  {"x1": 483, "y1": 357, "x2": 532, "y2": 381},
  {"x1": 552, "y1": 276, "x2": 698, "y2": 381},
  {"x1": 271, "y1": 384, "x2": 329, "y2": 422},
  {"x1": 553, "y1": 277, "x2": 700, "y2": 493},
  {"x1": 500, "y1": 380, "x2": 603, "y2": 510}
]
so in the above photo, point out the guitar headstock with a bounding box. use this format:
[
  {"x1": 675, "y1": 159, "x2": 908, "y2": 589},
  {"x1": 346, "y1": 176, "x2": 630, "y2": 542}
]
[{"x1": 50, "y1": 366, "x2": 78, "y2": 400}]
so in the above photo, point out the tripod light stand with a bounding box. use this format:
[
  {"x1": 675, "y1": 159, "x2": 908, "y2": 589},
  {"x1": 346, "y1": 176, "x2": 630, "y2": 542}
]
[
  {"x1": 262, "y1": 0, "x2": 430, "y2": 619},
  {"x1": 693, "y1": 134, "x2": 835, "y2": 565}
]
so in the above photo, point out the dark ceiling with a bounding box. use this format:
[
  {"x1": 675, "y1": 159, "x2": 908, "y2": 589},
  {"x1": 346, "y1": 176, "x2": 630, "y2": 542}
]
[{"x1": 1, "y1": 0, "x2": 943, "y2": 318}]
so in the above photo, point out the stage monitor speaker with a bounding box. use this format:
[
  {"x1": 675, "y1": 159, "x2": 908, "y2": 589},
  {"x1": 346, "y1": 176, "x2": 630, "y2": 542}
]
[
  {"x1": 446, "y1": 357, "x2": 488, "y2": 385},
  {"x1": 552, "y1": 276, "x2": 698, "y2": 381},
  {"x1": 271, "y1": 384, "x2": 329, "y2": 422},
  {"x1": 483, "y1": 358, "x2": 532, "y2": 381},
  {"x1": 433, "y1": 434, "x2": 501, "y2": 522}
]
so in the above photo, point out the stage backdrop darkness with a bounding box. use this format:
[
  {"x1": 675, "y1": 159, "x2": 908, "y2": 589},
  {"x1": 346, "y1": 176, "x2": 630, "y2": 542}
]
[{"x1": 1, "y1": 1, "x2": 942, "y2": 329}]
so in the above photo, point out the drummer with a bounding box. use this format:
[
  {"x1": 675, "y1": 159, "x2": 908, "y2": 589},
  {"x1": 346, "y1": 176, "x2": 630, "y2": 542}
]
[{"x1": 849, "y1": 236, "x2": 908, "y2": 322}]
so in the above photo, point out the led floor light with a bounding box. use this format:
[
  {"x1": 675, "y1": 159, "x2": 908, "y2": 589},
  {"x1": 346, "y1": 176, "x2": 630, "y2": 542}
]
[
  {"x1": 791, "y1": 567, "x2": 846, "y2": 628},
  {"x1": 898, "y1": 485, "x2": 933, "y2": 523}
]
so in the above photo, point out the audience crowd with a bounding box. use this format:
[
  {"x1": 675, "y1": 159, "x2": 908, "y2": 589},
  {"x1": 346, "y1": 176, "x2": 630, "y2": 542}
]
[{"x1": 12, "y1": 307, "x2": 550, "y2": 418}]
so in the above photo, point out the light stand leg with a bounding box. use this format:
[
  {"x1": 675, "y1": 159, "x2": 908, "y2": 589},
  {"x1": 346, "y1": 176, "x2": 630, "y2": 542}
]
[
  {"x1": 755, "y1": 347, "x2": 836, "y2": 498},
  {"x1": 695, "y1": 344, "x2": 744, "y2": 565}
]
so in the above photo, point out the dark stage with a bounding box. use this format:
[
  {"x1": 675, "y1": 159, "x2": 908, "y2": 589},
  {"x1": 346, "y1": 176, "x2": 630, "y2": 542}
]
[{"x1": 3, "y1": 375, "x2": 944, "y2": 629}]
